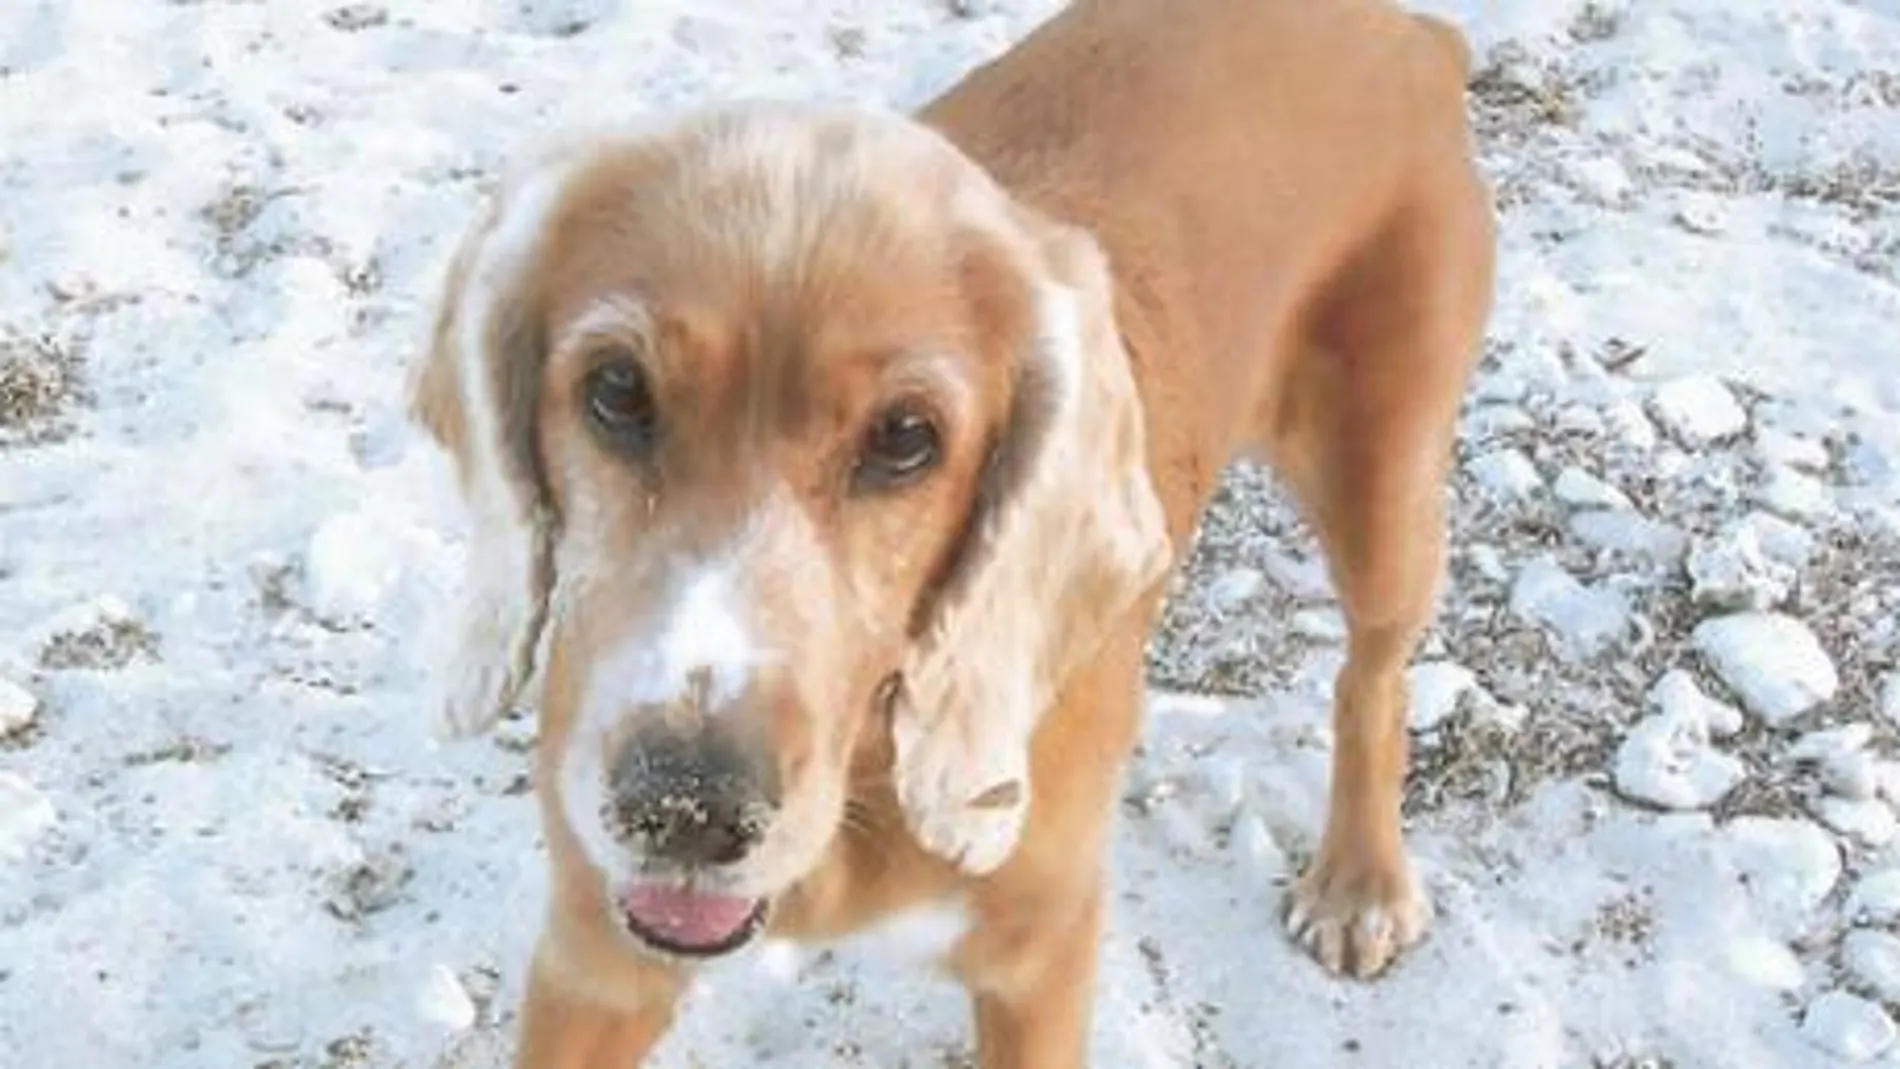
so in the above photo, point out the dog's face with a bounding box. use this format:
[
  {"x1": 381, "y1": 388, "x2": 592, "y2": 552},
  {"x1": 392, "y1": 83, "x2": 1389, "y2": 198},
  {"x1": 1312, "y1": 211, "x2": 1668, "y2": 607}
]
[{"x1": 411, "y1": 104, "x2": 1170, "y2": 960}]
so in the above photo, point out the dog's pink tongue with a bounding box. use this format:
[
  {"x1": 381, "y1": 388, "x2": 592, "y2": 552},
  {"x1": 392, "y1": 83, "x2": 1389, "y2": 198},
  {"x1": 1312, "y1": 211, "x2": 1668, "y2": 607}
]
[{"x1": 622, "y1": 885, "x2": 757, "y2": 948}]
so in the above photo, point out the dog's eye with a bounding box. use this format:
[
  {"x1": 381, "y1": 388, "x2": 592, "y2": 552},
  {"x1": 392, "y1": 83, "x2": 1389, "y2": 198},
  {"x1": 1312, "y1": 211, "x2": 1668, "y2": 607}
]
[
  {"x1": 584, "y1": 356, "x2": 659, "y2": 454},
  {"x1": 854, "y1": 403, "x2": 941, "y2": 492}
]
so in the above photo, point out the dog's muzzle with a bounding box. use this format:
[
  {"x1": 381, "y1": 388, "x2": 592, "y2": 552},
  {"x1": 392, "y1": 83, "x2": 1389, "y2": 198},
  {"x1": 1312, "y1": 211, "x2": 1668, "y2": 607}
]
[{"x1": 602, "y1": 723, "x2": 778, "y2": 956}]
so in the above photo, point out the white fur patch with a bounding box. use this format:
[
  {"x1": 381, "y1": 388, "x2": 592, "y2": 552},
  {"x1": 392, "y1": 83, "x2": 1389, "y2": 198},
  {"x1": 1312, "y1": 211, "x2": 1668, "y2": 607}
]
[
  {"x1": 837, "y1": 899, "x2": 970, "y2": 965},
  {"x1": 587, "y1": 559, "x2": 761, "y2": 719},
  {"x1": 736, "y1": 899, "x2": 970, "y2": 987},
  {"x1": 558, "y1": 554, "x2": 769, "y2": 879}
]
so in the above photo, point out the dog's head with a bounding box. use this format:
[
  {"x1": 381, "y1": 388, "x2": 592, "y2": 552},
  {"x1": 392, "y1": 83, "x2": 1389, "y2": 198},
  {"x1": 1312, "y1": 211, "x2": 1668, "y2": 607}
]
[{"x1": 410, "y1": 103, "x2": 1170, "y2": 959}]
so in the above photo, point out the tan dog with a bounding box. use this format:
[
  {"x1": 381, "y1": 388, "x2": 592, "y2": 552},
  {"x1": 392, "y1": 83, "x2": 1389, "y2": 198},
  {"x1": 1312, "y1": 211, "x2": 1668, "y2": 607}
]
[{"x1": 409, "y1": 0, "x2": 1495, "y2": 1064}]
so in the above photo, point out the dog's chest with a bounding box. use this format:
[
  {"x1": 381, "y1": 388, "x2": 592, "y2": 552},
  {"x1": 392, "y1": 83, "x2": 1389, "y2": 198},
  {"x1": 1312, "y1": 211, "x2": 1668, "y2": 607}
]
[
  {"x1": 819, "y1": 899, "x2": 971, "y2": 964},
  {"x1": 701, "y1": 899, "x2": 971, "y2": 993}
]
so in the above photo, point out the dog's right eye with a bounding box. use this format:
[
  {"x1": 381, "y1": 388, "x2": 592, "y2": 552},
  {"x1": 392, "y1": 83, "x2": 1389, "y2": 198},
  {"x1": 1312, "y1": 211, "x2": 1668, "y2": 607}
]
[
  {"x1": 852, "y1": 402, "x2": 942, "y2": 493},
  {"x1": 583, "y1": 356, "x2": 659, "y2": 455}
]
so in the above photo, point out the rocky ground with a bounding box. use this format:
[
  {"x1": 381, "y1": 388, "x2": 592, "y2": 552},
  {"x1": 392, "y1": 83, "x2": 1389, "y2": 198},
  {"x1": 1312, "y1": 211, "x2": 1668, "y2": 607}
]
[{"x1": 2, "y1": 0, "x2": 1899, "y2": 1067}]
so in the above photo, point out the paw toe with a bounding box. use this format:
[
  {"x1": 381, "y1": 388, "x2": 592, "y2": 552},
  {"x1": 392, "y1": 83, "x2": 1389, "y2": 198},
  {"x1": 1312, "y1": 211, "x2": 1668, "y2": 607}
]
[{"x1": 1284, "y1": 863, "x2": 1429, "y2": 979}]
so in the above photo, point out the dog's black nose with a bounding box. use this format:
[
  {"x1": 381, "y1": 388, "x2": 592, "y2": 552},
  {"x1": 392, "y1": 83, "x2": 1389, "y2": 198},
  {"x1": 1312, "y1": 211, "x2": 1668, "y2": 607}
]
[{"x1": 606, "y1": 727, "x2": 777, "y2": 868}]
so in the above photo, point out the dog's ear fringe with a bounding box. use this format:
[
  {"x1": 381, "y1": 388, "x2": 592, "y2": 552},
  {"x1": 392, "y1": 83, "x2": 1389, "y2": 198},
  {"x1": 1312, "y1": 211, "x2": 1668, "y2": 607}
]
[
  {"x1": 409, "y1": 191, "x2": 558, "y2": 741},
  {"x1": 903, "y1": 212, "x2": 1173, "y2": 745}
]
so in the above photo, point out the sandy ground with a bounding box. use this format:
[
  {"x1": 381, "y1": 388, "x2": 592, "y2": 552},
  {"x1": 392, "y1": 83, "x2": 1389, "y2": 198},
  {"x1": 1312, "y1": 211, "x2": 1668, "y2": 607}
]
[{"x1": 3, "y1": 0, "x2": 1899, "y2": 1066}]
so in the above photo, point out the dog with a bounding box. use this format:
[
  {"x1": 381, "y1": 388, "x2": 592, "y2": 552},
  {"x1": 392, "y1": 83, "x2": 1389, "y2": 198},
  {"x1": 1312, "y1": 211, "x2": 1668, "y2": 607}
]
[{"x1": 407, "y1": 0, "x2": 1495, "y2": 1063}]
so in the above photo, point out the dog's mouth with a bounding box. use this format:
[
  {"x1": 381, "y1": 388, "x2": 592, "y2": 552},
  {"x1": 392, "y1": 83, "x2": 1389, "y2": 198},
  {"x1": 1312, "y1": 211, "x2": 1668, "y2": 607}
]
[{"x1": 618, "y1": 883, "x2": 769, "y2": 958}]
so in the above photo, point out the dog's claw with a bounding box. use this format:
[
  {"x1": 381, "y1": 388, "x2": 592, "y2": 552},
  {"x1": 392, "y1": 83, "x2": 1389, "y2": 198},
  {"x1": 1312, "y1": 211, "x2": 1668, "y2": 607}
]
[{"x1": 1284, "y1": 854, "x2": 1429, "y2": 980}]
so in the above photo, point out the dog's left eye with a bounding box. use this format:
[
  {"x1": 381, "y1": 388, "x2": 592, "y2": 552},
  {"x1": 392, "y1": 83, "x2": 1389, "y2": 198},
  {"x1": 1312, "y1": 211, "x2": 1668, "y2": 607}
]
[
  {"x1": 853, "y1": 403, "x2": 941, "y2": 492},
  {"x1": 583, "y1": 355, "x2": 659, "y2": 456}
]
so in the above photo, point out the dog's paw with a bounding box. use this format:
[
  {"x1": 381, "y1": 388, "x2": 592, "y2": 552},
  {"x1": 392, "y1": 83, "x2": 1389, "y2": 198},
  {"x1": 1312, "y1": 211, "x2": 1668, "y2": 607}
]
[
  {"x1": 890, "y1": 703, "x2": 1031, "y2": 876},
  {"x1": 1284, "y1": 850, "x2": 1430, "y2": 980}
]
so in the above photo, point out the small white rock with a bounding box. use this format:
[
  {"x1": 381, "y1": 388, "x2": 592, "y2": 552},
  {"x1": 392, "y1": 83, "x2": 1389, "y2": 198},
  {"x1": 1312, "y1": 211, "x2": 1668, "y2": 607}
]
[
  {"x1": 1568, "y1": 510, "x2": 1689, "y2": 565},
  {"x1": 0, "y1": 772, "x2": 56, "y2": 859},
  {"x1": 1465, "y1": 405, "x2": 1536, "y2": 440},
  {"x1": 1260, "y1": 551, "x2": 1333, "y2": 602},
  {"x1": 1467, "y1": 448, "x2": 1544, "y2": 500},
  {"x1": 1650, "y1": 447, "x2": 1693, "y2": 481},
  {"x1": 1554, "y1": 403, "x2": 1606, "y2": 437},
  {"x1": 1824, "y1": 748, "x2": 1882, "y2": 802},
  {"x1": 1671, "y1": 191, "x2": 1730, "y2": 235},
  {"x1": 1842, "y1": 930, "x2": 1900, "y2": 1004},
  {"x1": 1466, "y1": 544, "x2": 1511, "y2": 583},
  {"x1": 1552, "y1": 466, "x2": 1633, "y2": 511},
  {"x1": 1601, "y1": 398, "x2": 1660, "y2": 451},
  {"x1": 1408, "y1": 661, "x2": 1478, "y2": 732},
  {"x1": 751, "y1": 940, "x2": 804, "y2": 984},
  {"x1": 1686, "y1": 525, "x2": 1794, "y2": 611},
  {"x1": 1877, "y1": 672, "x2": 1900, "y2": 730},
  {"x1": 1786, "y1": 725, "x2": 1877, "y2": 797},
  {"x1": 1721, "y1": 935, "x2": 1806, "y2": 991},
  {"x1": 1736, "y1": 510, "x2": 1816, "y2": 567},
  {"x1": 1812, "y1": 797, "x2": 1897, "y2": 847},
  {"x1": 1611, "y1": 712, "x2": 1745, "y2": 810},
  {"x1": 1802, "y1": 991, "x2": 1896, "y2": 1062},
  {"x1": 1650, "y1": 374, "x2": 1748, "y2": 446},
  {"x1": 1509, "y1": 557, "x2": 1632, "y2": 658},
  {"x1": 1875, "y1": 763, "x2": 1900, "y2": 808},
  {"x1": 1469, "y1": 692, "x2": 1528, "y2": 734},
  {"x1": 1850, "y1": 869, "x2": 1900, "y2": 925},
  {"x1": 1754, "y1": 428, "x2": 1830, "y2": 472},
  {"x1": 1648, "y1": 669, "x2": 1745, "y2": 739},
  {"x1": 1755, "y1": 465, "x2": 1834, "y2": 521},
  {"x1": 305, "y1": 509, "x2": 410, "y2": 624},
  {"x1": 32, "y1": 594, "x2": 140, "y2": 652},
  {"x1": 0, "y1": 677, "x2": 38, "y2": 736},
  {"x1": 1289, "y1": 608, "x2": 1346, "y2": 643},
  {"x1": 1472, "y1": 375, "x2": 1526, "y2": 405},
  {"x1": 1787, "y1": 724, "x2": 1873, "y2": 765},
  {"x1": 1209, "y1": 567, "x2": 1265, "y2": 609},
  {"x1": 415, "y1": 964, "x2": 478, "y2": 1031},
  {"x1": 1844, "y1": 438, "x2": 1897, "y2": 490},
  {"x1": 1692, "y1": 613, "x2": 1839, "y2": 726},
  {"x1": 1574, "y1": 155, "x2": 1632, "y2": 204},
  {"x1": 1722, "y1": 816, "x2": 1841, "y2": 937},
  {"x1": 493, "y1": 714, "x2": 539, "y2": 753}
]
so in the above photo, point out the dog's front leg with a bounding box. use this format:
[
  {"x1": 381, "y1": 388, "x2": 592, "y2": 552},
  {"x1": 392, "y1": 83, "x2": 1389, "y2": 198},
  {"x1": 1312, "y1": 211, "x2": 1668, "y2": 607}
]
[
  {"x1": 963, "y1": 886, "x2": 1106, "y2": 1069},
  {"x1": 513, "y1": 942, "x2": 683, "y2": 1069}
]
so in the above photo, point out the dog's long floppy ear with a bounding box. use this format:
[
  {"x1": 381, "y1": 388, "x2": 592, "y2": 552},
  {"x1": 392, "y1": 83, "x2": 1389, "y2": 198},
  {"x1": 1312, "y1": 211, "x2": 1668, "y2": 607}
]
[
  {"x1": 903, "y1": 213, "x2": 1173, "y2": 760},
  {"x1": 407, "y1": 173, "x2": 560, "y2": 740}
]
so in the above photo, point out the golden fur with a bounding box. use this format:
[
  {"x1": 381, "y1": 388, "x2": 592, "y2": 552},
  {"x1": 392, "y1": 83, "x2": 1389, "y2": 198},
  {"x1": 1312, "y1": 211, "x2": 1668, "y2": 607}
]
[{"x1": 409, "y1": 0, "x2": 1496, "y2": 1065}]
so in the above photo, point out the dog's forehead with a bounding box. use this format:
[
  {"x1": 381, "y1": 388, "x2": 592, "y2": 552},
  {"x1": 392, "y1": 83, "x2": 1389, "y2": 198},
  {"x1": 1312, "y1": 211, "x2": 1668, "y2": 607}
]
[
  {"x1": 587, "y1": 110, "x2": 962, "y2": 227},
  {"x1": 535, "y1": 109, "x2": 997, "y2": 290},
  {"x1": 530, "y1": 110, "x2": 1018, "y2": 384}
]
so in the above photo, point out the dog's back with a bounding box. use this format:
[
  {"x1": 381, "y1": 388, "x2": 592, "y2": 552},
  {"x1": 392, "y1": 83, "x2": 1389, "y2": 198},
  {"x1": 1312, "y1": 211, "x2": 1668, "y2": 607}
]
[{"x1": 921, "y1": 0, "x2": 1489, "y2": 528}]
